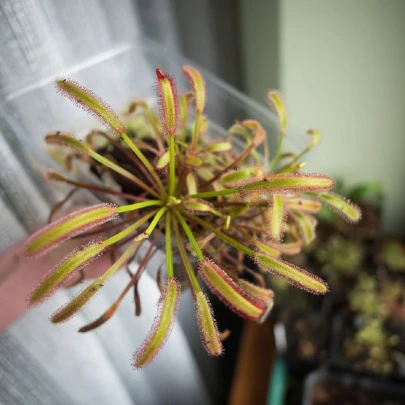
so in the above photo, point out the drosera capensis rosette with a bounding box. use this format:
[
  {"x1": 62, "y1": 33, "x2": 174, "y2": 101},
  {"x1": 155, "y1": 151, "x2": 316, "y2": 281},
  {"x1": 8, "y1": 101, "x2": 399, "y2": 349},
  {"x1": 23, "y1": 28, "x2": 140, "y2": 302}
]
[{"x1": 22, "y1": 65, "x2": 361, "y2": 368}]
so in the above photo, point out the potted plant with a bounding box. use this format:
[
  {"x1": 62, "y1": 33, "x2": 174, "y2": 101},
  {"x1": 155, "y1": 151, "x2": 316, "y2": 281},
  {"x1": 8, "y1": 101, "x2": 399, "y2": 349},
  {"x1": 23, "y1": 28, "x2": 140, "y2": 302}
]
[
  {"x1": 17, "y1": 62, "x2": 361, "y2": 369},
  {"x1": 272, "y1": 180, "x2": 383, "y2": 366}
]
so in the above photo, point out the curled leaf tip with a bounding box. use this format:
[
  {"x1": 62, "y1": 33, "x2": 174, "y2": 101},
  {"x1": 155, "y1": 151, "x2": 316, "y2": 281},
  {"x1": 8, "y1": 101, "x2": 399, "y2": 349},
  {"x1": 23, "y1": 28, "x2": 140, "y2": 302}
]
[
  {"x1": 56, "y1": 78, "x2": 125, "y2": 135},
  {"x1": 155, "y1": 68, "x2": 179, "y2": 135},
  {"x1": 133, "y1": 278, "x2": 181, "y2": 368},
  {"x1": 267, "y1": 90, "x2": 288, "y2": 134},
  {"x1": 307, "y1": 128, "x2": 321, "y2": 149},
  {"x1": 22, "y1": 203, "x2": 118, "y2": 258},
  {"x1": 292, "y1": 211, "x2": 317, "y2": 245},
  {"x1": 45, "y1": 168, "x2": 66, "y2": 182},
  {"x1": 241, "y1": 120, "x2": 266, "y2": 148},
  {"x1": 182, "y1": 65, "x2": 206, "y2": 113}
]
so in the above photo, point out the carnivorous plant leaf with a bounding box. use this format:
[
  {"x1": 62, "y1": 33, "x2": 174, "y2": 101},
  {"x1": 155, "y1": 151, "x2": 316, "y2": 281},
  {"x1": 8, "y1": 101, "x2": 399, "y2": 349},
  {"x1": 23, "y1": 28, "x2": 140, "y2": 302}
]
[{"x1": 133, "y1": 278, "x2": 181, "y2": 368}]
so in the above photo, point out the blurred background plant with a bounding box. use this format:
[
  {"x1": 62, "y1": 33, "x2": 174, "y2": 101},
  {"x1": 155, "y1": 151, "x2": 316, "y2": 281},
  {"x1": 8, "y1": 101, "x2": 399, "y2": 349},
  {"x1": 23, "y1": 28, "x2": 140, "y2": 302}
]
[{"x1": 270, "y1": 178, "x2": 405, "y2": 404}]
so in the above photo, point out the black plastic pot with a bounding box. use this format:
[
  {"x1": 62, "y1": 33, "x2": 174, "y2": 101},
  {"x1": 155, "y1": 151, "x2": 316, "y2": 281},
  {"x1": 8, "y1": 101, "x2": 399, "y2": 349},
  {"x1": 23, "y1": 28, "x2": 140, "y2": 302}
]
[
  {"x1": 303, "y1": 368, "x2": 405, "y2": 405},
  {"x1": 274, "y1": 307, "x2": 332, "y2": 374}
]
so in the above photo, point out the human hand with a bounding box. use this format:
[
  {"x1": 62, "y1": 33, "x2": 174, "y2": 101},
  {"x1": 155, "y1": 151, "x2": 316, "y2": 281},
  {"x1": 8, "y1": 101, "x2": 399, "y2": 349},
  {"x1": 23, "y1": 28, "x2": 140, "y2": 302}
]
[{"x1": 0, "y1": 206, "x2": 113, "y2": 331}]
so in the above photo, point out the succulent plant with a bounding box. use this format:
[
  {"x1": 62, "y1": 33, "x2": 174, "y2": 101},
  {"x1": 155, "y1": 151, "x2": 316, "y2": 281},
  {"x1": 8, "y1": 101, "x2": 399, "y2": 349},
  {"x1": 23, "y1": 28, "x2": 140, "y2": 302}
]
[
  {"x1": 22, "y1": 66, "x2": 361, "y2": 368},
  {"x1": 380, "y1": 240, "x2": 405, "y2": 272},
  {"x1": 348, "y1": 273, "x2": 381, "y2": 318},
  {"x1": 345, "y1": 317, "x2": 395, "y2": 375},
  {"x1": 380, "y1": 279, "x2": 405, "y2": 322},
  {"x1": 345, "y1": 275, "x2": 405, "y2": 376},
  {"x1": 317, "y1": 234, "x2": 364, "y2": 280}
]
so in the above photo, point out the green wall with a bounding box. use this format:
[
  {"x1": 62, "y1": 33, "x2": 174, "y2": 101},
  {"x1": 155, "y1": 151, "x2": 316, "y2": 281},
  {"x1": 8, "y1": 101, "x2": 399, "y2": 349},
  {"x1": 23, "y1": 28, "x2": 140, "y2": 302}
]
[{"x1": 240, "y1": 0, "x2": 405, "y2": 233}]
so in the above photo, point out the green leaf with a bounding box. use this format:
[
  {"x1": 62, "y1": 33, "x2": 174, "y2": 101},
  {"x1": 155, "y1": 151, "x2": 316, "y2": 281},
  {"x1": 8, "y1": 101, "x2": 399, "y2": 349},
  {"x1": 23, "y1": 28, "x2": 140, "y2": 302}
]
[
  {"x1": 30, "y1": 241, "x2": 106, "y2": 305},
  {"x1": 45, "y1": 132, "x2": 88, "y2": 154},
  {"x1": 133, "y1": 278, "x2": 181, "y2": 368},
  {"x1": 184, "y1": 152, "x2": 203, "y2": 167},
  {"x1": 238, "y1": 279, "x2": 274, "y2": 304},
  {"x1": 156, "y1": 150, "x2": 170, "y2": 169},
  {"x1": 183, "y1": 65, "x2": 206, "y2": 112},
  {"x1": 292, "y1": 211, "x2": 317, "y2": 245},
  {"x1": 221, "y1": 167, "x2": 264, "y2": 187},
  {"x1": 186, "y1": 173, "x2": 198, "y2": 195},
  {"x1": 198, "y1": 259, "x2": 266, "y2": 321},
  {"x1": 254, "y1": 240, "x2": 281, "y2": 257},
  {"x1": 51, "y1": 240, "x2": 141, "y2": 323},
  {"x1": 256, "y1": 253, "x2": 328, "y2": 294},
  {"x1": 206, "y1": 141, "x2": 232, "y2": 153},
  {"x1": 155, "y1": 68, "x2": 179, "y2": 134},
  {"x1": 179, "y1": 92, "x2": 192, "y2": 127},
  {"x1": 271, "y1": 240, "x2": 302, "y2": 255},
  {"x1": 194, "y1": 291, "x2": 223, "y2": 356},
  {"x1": 51, "y1": 279, "x2": 104, "y2": 323},
  {"x1": 267, "y1": 194, "x2": 286, "y2": 242},
  {"x1": 310, "y1": 192, "x2": 362, "y2": 223},
  {"x1": 286, "y1": 197, "x2": 322, "y2": 214},
  {"x1": 182, "y1": 199, "x2": 222, "y2": 216},
  {"x1": 241, "y1": 120, "x2": 266, "y2": 147},
  {"x1": 307, "y1": 128, "x2": 321, "y2": 149},
  {"x1": 23, "y1": 203, "x2": 117, "y2": 258},
  {"x1": 267, "y1": 90, "x2": 288, "y2": 134},
  {"x1": 239, "y1": 173, "x2": 334, "y2": 195},
  {"x1": 56, "y1": 79, "x2": 125, "y2": 134}
]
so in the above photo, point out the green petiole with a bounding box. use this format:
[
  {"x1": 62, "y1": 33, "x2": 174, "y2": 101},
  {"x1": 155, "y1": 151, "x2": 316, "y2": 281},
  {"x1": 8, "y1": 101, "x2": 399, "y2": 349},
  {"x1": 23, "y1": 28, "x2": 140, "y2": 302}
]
[
  {"x1": 104, "y1": 210, "x2": 157, "y2": 246},
  {"x1": 117, "y1": 200, "x2": 163, "y2": 213},
  {"x1": 184, "y1": 213, "x2": 255, "y2": 257},
  {"x1": 269, "y1": 132, "x2": 285, "y2": 172},
  {"x1": 139, "y1": 206, "x2": 167, "y2": 239},
  {"x1": 173, "y1": 218, "x2": 201, "y2": 292},
  {"x1": 165, "y1": 211, "x2": 174, "y2": 278},
  {"x1": 187, "y1": 188, "x2": 237, "y2": 199},
  {"x1": 168, "y1": 134, "x2": 176, "y2": 196},
  {"x1": 174, "y1": 210, "x2": 204, "y2": 261},
  {"x1": 121, "y1": 132, "x2": 167, "y2": 197}
]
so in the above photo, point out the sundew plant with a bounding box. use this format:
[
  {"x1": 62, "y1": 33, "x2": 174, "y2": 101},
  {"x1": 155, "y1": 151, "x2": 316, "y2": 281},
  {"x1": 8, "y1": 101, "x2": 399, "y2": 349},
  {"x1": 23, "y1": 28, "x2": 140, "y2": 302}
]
[{"x1": 23, "y1": 66, "x2": 361, "y2": 368}]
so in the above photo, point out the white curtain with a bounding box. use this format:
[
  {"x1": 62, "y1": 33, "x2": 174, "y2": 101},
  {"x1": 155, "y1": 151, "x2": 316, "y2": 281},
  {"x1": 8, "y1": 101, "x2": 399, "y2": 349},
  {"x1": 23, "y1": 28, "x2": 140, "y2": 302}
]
[{"x1": 0, "y1": 1, "x2": 220, "y2": 404}]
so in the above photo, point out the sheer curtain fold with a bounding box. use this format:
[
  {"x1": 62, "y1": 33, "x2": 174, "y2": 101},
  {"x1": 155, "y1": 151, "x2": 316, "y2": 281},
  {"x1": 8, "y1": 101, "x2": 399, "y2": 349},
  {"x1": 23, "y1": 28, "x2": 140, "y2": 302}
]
[
  {"x1": 0, "y1": 1, "x2": 214, "y2": 404},
  {"x1": 0, "y1": 0, "x2": 141, "y2": 96}
]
